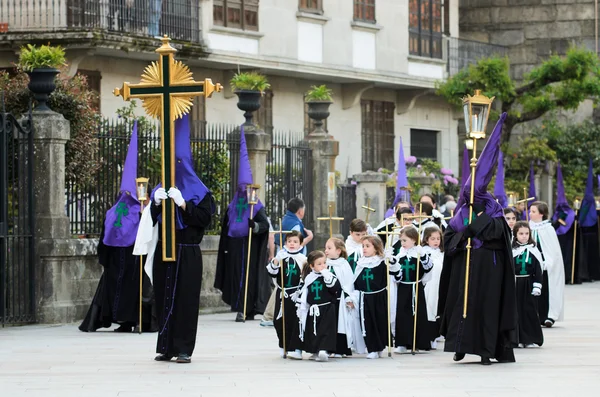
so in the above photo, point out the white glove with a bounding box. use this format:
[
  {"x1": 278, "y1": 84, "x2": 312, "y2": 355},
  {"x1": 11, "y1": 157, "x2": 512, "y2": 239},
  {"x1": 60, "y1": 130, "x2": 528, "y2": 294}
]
[
  {"x1": 384, "y1": 246, "x2": 394, "y2": 260},
  {"x1": 154, "y1": 187, "x2": 167, "y2": 205},
  {"x1": 320, "y1": 268, "x2": 334, "y2": 283},
  {"x1": 415, "y1": 245, "x2": 424, "y2": 257},
  {"x1": 168, "y1": 187, "x2": 185, "y2": 207},
  {"x1": 290, "y1": 290, "x2": 301, "y2": 303},
  {"x1": 531, "y1": 283, "x2": 542, "y2": 296}
]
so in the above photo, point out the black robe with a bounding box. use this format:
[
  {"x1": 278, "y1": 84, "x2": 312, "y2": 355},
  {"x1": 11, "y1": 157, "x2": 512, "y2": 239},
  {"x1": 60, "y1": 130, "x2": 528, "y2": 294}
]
[
  {"x1": 151, "y1": 194, "x2": 214, "y2": 357},
  {"x1": 555, "y1": 223, "x2": 578, "y2": 284},
  {"x1": 375, "y1": 222, "x2": 395, "y2": 248},
  {"x1": 394, "y1": 253, "x2": 434, "y2": 350},
  {"x1": 354, "y1": 261, "x2": 393, "y2": 353},
  {"x1": 438, "y1": 213, "x2": 517, "y2": 361},
  {"x1": 347, "y1": 252, "x2": 359, "y2": 273},
  {"x1": 214, "y1": 207, "x2": 271, "y2": 317},
  {"x1": 301, "y1": 275, "x2": 341, "y2": 354},
  {"x1": 79, "y1": 226, "x2": 157, "y2": 333},
  {"x1": 514, "y1": 248, "x2": 544, "y2": 346},
  {"x1": 578, "y1": 223, "x2": 600, "y2": 282}
]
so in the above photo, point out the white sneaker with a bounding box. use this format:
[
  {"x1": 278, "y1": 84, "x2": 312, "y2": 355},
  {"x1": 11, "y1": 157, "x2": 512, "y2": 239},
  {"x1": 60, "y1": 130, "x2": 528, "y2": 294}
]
[
  {"x1": 430, "y1": 340, "x2": 438, "y2": 350},
  {"x1": 525, "y1": 343, "x2": 538, "y2": 348},
  {"x1": 366, "y1": 352, "x2": 379, "y2": 359},
  {"x1": 316, "y1": 351, "x2": 329, "y2": 362},
  {"x1": 331, "y1": 354, "x2": 342, "y2": 358},
  {"x1": 308, "y1": 354, "x2": 317, "y2": 361},
  {"x1": 287, "y1": 350, "x2": 303, "y2": 360},
  {"x1": 394, "y1": 346, "x2": 409, "y2": 354},
  {"x1": 518, "y1": 343, "x2": 524, "y2": 348},
  {"x1": 280, "y1": 348, "x2": 284, "y2": 358}
]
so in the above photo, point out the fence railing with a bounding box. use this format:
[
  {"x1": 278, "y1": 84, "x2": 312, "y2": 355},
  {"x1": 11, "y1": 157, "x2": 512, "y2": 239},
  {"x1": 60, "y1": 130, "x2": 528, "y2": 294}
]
[
  {"x1": 447, "y1": 37, "x2": 507, "y2": 76},
  {"x1": 0, "y1": 0, "x2": 201, "y2": 42},
  {"x1": 66, "y1": 120, "x2": 312, "y2": 237}
]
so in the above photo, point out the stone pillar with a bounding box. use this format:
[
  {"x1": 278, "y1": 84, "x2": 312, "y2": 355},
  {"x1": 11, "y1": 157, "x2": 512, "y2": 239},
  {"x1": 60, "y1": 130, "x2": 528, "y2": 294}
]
[
  {"x1": 354, "y1": 171, "x2": 389, "y2": 226},
  {"x1": 412, "y1": 176, "x2": 435, "y2": 196},
  {"x1": 306, "y1": 135, "x2": 340, "y2": 250},
  {"x1": 540, "y1": 161, "x2": 555, "y2": 212},
  {"x1": 244, "y1": 125, "x2": 272, "y2": 203}
]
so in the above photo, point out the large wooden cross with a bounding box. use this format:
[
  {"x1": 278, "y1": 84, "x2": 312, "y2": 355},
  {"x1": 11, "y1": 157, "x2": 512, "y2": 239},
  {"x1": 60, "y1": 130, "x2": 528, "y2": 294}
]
[{"x1": 113, "y1": 35, "x2": 222, "y2": 261}]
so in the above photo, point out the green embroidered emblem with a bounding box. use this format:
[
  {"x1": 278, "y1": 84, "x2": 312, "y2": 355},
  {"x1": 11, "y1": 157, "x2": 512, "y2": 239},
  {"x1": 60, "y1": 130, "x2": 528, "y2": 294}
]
[
  {"x1": 401, "y1": 257, "x2": 416, "y2": 282},
  {"x1": 362, "y1": 268, "x2": 374, "y2": 292},
  {"x1": 114, "y1": 202, "x2": 129, "y2": 228},
  {"x1": 516, "y1": 252, "x2": 531, "y2": 275},
  {"x1": 235, "y1": 198, "x2": 248, "y2": 222},
  {"x1": 285, "y1": 261, "x2": 298, "y2": 287},
  {"x1": 311, "y1": 280, "x2": 323, "y2": 300}
]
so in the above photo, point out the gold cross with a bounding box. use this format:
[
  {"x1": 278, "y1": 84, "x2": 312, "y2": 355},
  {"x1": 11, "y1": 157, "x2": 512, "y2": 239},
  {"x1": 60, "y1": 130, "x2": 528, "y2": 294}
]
[
  {"x1": 317, "y1": 204, "x2": 344, "y2": 239},
  {"x1": 113, "y1": 35, "x2": 222, "y2": 261},
  {"x1": 361, "y1": 198, "x2": 376, "y2": 223}
]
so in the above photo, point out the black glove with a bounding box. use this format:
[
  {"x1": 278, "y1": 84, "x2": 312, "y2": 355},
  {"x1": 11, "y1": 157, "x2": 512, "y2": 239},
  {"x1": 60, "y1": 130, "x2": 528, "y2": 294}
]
[
  {"x1": 472, "y1": 203, "x2": 485, "y2": 215},
  {"x1": 559, "y1": 211, "x2": 568, "y2": 221},
  {"x1": 248, "y1": 219, "x2": 256, "y2": 229}
]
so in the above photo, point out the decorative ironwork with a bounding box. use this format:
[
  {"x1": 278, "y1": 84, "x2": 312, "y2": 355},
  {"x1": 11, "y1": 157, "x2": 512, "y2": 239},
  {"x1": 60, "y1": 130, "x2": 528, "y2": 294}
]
[{"x1": 447, "y1": 37, "x2": 507, "y2": 77}]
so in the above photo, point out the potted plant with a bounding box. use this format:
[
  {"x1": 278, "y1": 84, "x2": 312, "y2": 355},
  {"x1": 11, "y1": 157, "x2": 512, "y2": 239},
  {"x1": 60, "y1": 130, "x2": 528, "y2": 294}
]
[
  {"x1": 230, "y1": 72, "x2": 270, "y2": 126},
  {"x1": 18, "y1": 44, "x2": 66, "y2": 111},
  {"x1": 305, "y1": 85, "x2": 333, "y2": 136}
]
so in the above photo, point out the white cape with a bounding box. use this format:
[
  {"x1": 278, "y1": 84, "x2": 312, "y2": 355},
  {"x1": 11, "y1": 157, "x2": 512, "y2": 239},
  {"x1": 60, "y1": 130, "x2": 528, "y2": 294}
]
[
  {"x1": 530, "y1": 220, "x2": 565, "y2": 321},
  {"x1": 422, "y1": 246, "x2": 444, "y2": 322},
  {"x1": 133, "y1": 204, "x2": 159, "y2": 284},
  {"x1": 327, "y1": 258, "x2": 358, "y2": 350}
]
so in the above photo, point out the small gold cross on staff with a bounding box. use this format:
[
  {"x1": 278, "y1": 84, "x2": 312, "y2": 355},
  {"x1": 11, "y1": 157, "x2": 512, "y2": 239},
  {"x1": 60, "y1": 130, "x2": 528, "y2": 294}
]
[
  {"x1": 361, "y1": 198, "x2": 376, "y2": 223},
  {"x1": 317, "y1": 204, "x2": 344, "y2": 239},
  {"x1": 518, "y1": 187, "x2": 536, "y2": 221}
]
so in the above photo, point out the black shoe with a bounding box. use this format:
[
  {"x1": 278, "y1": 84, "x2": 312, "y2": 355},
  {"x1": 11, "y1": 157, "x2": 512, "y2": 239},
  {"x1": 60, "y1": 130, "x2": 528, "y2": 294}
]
[
  {"x1": 114, "y1": 325, "x2": 133, "y2": 333},
  {"x1": 453, "y1": 353, "x2": 465, "y2": 362},
  {"x1": 544, "y1": 318, "x2": 555, "y2": 328},
  {"x1": 481, "y1": 357, "x2": 491, "y2": 365},
  {"x1": 154, "y1": 354, "x2": 172, "y2": 362},
  {"x1": 235, "y1": 312, "x2": 245, "y2": 322},
  {"x1": 176, "y1": 354, "x2": 191, "y2": 363}
]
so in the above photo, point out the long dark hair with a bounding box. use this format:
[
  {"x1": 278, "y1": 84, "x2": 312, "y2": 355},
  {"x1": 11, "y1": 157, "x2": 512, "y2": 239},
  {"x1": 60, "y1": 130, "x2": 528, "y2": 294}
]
[
  {"x1": 512, "y1": 221, "x2": 535, "y2": 248},
  {"x1": 422, "y1": 227, "x2": 444, "y2": 252},
  {"x1": 301, "y1": 250, "x2": 326, "y2": 280}
]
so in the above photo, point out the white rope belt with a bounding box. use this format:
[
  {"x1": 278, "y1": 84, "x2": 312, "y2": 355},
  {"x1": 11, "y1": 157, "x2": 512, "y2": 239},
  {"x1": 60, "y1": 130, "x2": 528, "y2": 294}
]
[
  {"x1": 276, "y1": 285, "x2": 300, "y2": 320},
  {"x1": 309, "y1": 302, "x2": 331, "y2": 336},
  {"x1": 359, "y1": 288, "x2": 386, "y2": 337}
]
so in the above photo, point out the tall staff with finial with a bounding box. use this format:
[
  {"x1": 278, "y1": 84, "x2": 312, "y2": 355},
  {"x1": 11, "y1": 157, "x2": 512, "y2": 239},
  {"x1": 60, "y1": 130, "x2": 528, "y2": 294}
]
[
  {"x1": 269, "y1": 220, "x2": 293, "y2": 357},
  {"x1": 571, "y1": 199, "x2": 581, "y2": 284},
  {"x1": 135, "y1": 177, "x2": 149, "y2": 334},
  {"x1": 461, "y1": 90, "x2": 494, "y2": 319},
  {"x1": 362, "y1": 198, "x2": 376, "y2": 224},
  {"x1": 242, "y1": 184, "x2": 261, "y2": 322},
  {"x1": 317, "y1": 204, "x2": 344, "y2": 240},
  {"x1": 375, "y1": 225, "x2": 400, "y2": 357}
]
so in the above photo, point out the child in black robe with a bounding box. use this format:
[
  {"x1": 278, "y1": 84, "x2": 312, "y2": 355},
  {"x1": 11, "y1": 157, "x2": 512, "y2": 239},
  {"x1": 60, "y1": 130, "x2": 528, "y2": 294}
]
[
  {"x1": 512, "y1": 221, "x2": 544, "y2": 348},
  {"x1": 351, "y1": 236, "x2": 399, "y2": 359},
  {"x1": 393, "y1": 226, "x2": 433, "y2": 353},
  {"x1": 266, "y1": 230, "x2": 306, "y2": 359},
  {"x1": 297, "y1": 251, "x2": 340, "y2": 362}
]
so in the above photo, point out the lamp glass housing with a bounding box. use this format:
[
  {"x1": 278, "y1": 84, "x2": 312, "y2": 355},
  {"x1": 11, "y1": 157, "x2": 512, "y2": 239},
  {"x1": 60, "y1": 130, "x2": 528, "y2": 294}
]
[
  {"x1": 246, "y1": 184, "x2": 261, "y2": 205},
  {"x1": 136, "y1": 177, "x2": 149, "y2": 201},
  {"x1": 462, "y1": 89, "x2": 495, "y2": 140}
]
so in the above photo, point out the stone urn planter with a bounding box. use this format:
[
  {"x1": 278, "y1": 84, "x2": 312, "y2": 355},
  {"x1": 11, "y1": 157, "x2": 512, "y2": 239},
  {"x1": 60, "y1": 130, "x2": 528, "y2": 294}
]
[
  {"x1": 306, "y1": 100, "x2": 332, "y2": 137},
  {"x1": 27, "y1": 68, "x2": 60, "y2": 111},
  {"x1": 235, "y1": 89, "x2": 262, "y2": 127}
]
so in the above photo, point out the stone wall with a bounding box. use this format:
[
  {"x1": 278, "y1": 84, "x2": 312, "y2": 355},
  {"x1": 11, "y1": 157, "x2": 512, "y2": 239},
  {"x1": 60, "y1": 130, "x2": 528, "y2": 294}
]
[{"x1": 36, "y1": 235, "x2": 227, "y2": 324}]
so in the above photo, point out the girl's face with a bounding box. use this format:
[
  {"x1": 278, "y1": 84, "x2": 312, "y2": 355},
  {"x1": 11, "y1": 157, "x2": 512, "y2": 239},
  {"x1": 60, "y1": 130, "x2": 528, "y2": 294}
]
[
  {"x1": 504, "y1": 212, "x2": 516, "y2": 229},
  {"x1": 286, "y1": 236, "x2": 301, "y2": 251},
  {"x1": 324, "y1": 240, "x2": 341, "y2": 259},
  {"x1": 400, "y1": 235, "x2": 416, "y2": 249},
  {"x1": 350, "y1": 230, "x2": 366, "y2": 243},
  {"x1": 427, "y1": 232, "x2": 441, "y2": 249},
  {"x1": 529, "y1": 205, "x2": 543, "y2": 222},
  {"x1": 362, "y1": 240, "x2": 376, "y2": 257},
  {"x1": 311, "y1": 256, "x2": 327, "y2": 273},
  {"x1": 516, "y1": 227, "x2": 530, "y2": 245}
]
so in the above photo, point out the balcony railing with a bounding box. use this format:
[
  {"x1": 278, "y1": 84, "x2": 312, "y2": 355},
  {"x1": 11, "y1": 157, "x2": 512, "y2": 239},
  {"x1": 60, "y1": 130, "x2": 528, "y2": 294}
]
[
  {"x1": 0, "y1": 0, "x2": 201, "y2": 43},
  {"x1": 447, "y1": 37, "x2": 507, "y2": 76}
]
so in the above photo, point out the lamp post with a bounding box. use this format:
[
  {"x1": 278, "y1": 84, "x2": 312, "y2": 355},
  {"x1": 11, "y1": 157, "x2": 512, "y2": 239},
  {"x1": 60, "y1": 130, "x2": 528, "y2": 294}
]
[
  {"x1": 461, "y1": 89, "x2": 495, "y2": 319},
  {"x1": 135, "y1": 177, "x2": 149, "y2": 334}
]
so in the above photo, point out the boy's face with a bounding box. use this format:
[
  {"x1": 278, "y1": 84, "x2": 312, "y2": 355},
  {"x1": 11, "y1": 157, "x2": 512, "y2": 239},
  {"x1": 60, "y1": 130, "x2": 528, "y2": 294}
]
[
  {"x1": 297, "y1": 207, "x2": 305, "y2": 220},
  {"x1": 286, "y1": 236, "x2": 301, "y2": 251},
  {"x1": 350, "y1": 230, "x2": 366, "y2": 243}
]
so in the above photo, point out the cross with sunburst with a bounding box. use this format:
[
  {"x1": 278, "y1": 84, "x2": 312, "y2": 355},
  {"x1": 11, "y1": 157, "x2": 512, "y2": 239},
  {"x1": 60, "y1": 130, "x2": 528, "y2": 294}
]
[{"x1": 113, "y1": 35, "x2": 222, "y2": 262}]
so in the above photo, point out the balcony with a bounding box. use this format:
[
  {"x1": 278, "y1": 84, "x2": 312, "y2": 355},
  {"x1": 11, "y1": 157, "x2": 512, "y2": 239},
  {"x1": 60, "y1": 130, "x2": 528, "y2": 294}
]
[
  {"x1": 447, "y1": 37, "x2": 507, "y2": 76},
  {"x1": 0, "y1": 0, "x2": 202, "y2": 44}
]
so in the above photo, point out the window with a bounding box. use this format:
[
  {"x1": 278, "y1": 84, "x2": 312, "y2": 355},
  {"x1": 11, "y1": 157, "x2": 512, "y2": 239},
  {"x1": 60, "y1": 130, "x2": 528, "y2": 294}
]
[
  {"x1": 213, "y1": 0, "x2": 259, "y2": 31},
  {"x1": 354, "y1": 0, "x2": 375, "y2": 23},
  {"x1": 410, "y1": 129, "x2": 438, "y2": 160},
  {"x1": 254, "y1": 90, "x2": 273, "y2": 134},
  {"x1": 361, "y1": 100, "x2": 394, "y2": 171},
  {"x1": 190, "y1": 96, "x2": 206, "y2": 139},
  {"x1": 443, "y1": 0, "x2": 450, "y2": 36},
  {"x1": 299, "y1": 0, "x2": 323, "y2": 14},
  {"x1": 303, "y1": 96, "x2": 328, "y2": 136},
  {"x1": 409, "y1": 0, "x2": 442, "y2": 59},
  {"x1": 77, "y1": 70, "x2": 101, "y2": 111}
]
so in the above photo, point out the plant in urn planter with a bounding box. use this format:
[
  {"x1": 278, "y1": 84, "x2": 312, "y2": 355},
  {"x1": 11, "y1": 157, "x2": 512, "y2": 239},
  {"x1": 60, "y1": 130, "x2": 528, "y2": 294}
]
[
  {"x1": 305, "y1": 85, "x2": 333, "y2": 137},
  {"x1": 230, "y1": 72, "x2": 270, "y2": 127},
  {"x1": 19, "y1": 44, "x2": 66, "y2": 111}
]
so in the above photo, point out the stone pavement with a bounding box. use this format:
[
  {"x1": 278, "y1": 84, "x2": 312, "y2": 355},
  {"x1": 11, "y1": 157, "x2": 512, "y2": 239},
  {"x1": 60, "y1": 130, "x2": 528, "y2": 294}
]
[{"x1": 1, "y1": 283, "x2": 600, "y2": 397}]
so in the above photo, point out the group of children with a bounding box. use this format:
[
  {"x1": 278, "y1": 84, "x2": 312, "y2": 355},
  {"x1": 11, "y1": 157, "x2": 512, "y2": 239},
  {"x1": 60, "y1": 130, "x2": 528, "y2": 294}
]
[{"x1": 265, "y1": 199, "x2": 564, "y2": 361}]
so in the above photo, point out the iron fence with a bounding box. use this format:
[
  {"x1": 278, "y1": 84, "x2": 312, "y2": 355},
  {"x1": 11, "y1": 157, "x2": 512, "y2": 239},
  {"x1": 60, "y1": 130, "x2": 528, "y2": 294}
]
[
  {"x1": 0, "y1": 0, "x2": 201, "y2": 42},
  {"x1": 447, "y1": 37, "x2": 507, "y2": 76},
  {"x1": 0, "y1": 93, "x2": 35, "y2": 325},
  {"x1": 337, "y1": 183, "x2": 357, "y2": 239}
]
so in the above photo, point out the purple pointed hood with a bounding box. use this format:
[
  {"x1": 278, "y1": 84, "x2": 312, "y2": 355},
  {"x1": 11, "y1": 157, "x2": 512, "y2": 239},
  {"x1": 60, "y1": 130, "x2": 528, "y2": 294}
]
[
  {"x1": 528, "y1": 162, "x2": 536, "y2": 209},
  {"x1": 460, "y1": 144, "x2": 470, "y2": 197},
  {"x1": 103, "y1": 121, "x2": 141, "y2": 247},
  {"x1": 579, "y1": 158, "x2": 597, "y2": 227},
  {"x1": 449, "y1": 113, "x2": 507, "y2": 245},
  {"x1": 385, "y1": 137, "x2": 411, "y2": 217},
  {"x1": 494, "y1": 150, "x2": 508, "y2": 208},
  {"x1": 227, "y1": 127, "x2": 264, "y2": 237},
  {"x1": 151, "y1": 114, "x2": 211, "y2": 229},
  {"x1": 552, "y1": 162, "x2": 575, "y2": 235}
]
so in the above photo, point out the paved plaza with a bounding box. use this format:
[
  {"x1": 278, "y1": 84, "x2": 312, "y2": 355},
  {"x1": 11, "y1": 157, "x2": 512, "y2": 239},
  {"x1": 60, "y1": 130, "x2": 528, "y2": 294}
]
[{"x1": 1, "y1": 283, "x2": 600, "y2": 397}]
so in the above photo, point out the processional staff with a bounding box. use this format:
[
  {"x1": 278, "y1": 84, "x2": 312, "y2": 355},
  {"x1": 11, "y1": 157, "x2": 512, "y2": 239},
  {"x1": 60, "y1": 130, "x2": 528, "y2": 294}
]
[
  {"x1": 269, "y1": 220, "x2": 293, "y2": 358},
  {"x1": 135, "y1": 177, "x2": 149, "y2": 334},
  {"x1": 317, "y1": 204, "x2": 344, "y2": 240},
  {"x1": 242, "y1": 184, "x2": 261, "y2": 322}
]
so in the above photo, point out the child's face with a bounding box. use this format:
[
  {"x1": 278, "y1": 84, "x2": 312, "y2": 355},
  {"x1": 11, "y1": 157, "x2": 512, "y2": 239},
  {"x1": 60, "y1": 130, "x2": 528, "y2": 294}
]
[
  {"x1": 362, "y1": 240, "x2": 376, "y2": 257},
  {"x1": 400, "y1": 235, "x2": 416, "y2": 249},
  {"x1": 427, "y1": 232, "x2": 441, "y2": 249},
  {"x1": 311, "y1": 256, "x2": 327, "y2": 273},
  {"x1": 350, "y1": 230, "x2": 366, "y2": 243},
  {"x1": 529, "y1": 206, "x2": 543, "y2": 222},
  {"x1": 286, "y1": 236, "x2": 301, "y2": 251},
  {"x1": 516, "y1": 227, "x2": 530, "y2": 245},
  {"x1": 402, "y1": 217, "x2": 413, "y2": 226},
  {"x1": 324, "y1": 240, "x2": 341, "y2": 259},
  {"x1": 504, "y1": 212, "x2": 516, "y2": 229}
]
